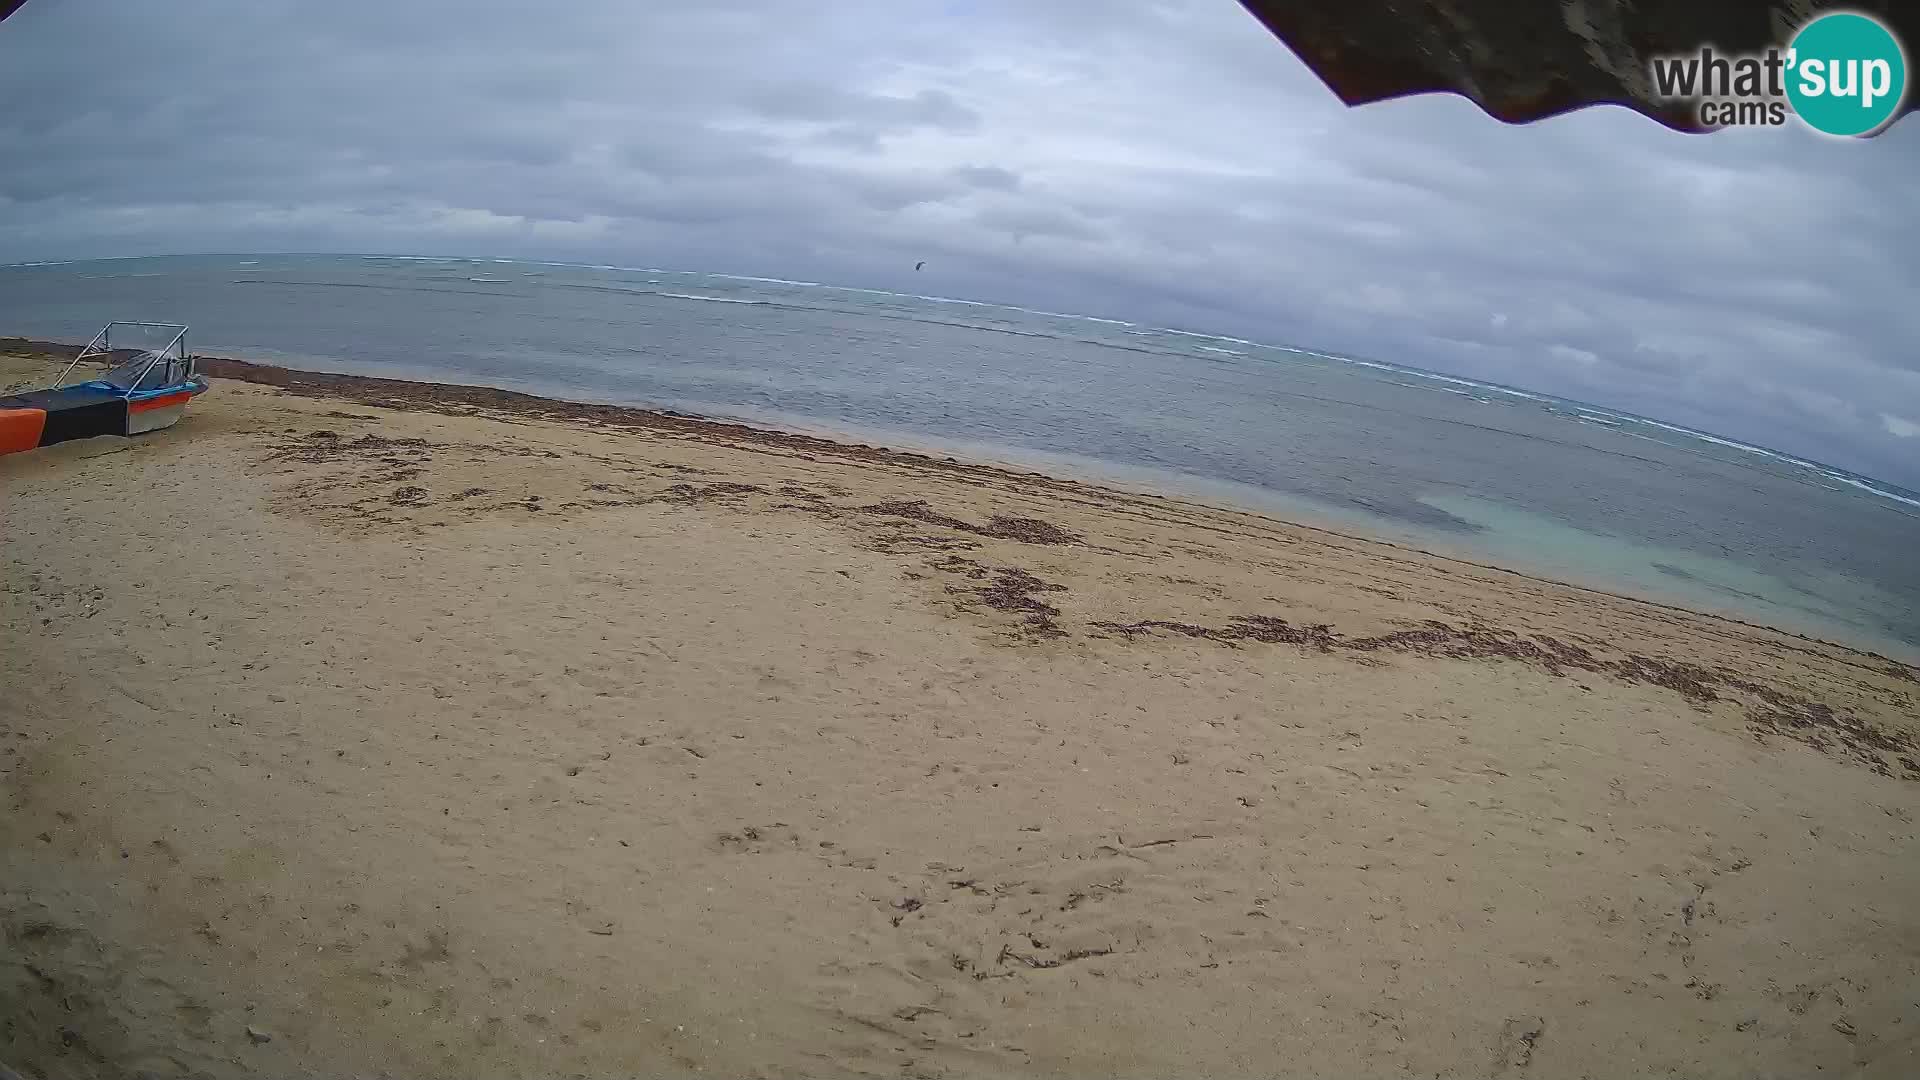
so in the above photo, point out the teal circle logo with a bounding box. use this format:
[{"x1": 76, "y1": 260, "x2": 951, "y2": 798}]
[{"x1": 1786, "y1": 12, "x2": 1907, "y2": 136}]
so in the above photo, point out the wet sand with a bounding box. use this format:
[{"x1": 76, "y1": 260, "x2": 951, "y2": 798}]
[{"x1": 3, "y1": 346, "x2": 1917, "y2": 1079}]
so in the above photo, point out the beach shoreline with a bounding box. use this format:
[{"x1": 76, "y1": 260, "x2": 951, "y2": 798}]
[
  {"x1": 6, "y1": 334, "x2": 1910, "y2": 665},
  {"x1": 4, "y1": 345, "x2": 1918, "y2": 1078}
]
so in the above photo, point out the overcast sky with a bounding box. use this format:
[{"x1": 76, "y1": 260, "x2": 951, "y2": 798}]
[{"x1": 2, "y1": 0, "x2": 1916, "y2": 485}]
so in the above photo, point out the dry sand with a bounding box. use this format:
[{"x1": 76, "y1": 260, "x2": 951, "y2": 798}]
[{"x1": 3, "y1": 347, "x2": 1918, "y2": 1080}]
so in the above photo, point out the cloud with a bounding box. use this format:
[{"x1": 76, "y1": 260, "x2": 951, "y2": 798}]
[
  {"x1": 0, "y1": 0, "x2": 1916, "y2": 486},
  {"x1": 741, "y1": 86, "x2": 981, "y2": 135},
  {"x1": 952, "y1": 165, "x2": 1022, "y2": 191}
]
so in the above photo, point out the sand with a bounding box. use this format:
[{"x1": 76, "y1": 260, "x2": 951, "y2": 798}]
[{"x1": 3, "y1": 347, "x2": 1917, "y2": 1080}]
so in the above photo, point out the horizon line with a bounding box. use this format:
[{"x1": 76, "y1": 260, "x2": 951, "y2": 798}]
[{"x1": 5, "y1": 248, "x2": 1916, "y2": 504}]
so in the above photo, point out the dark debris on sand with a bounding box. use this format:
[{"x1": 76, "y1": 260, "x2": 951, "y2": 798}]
[
  {"x1": 931, "y1": 556, "x2": 1069, "y2": 638},
  {"x1": 268, "y1": 429, "x2": 435, "y2": 465},
  {"x1": 859, "y1": 500, "x2": 1082, "y2": 546},
  {"x1": 1091, "y1": 616, "x2": 1919, "y2": 780},
  {"x1": 658, "y1": 482, "x2": 763, "y2": 502}
]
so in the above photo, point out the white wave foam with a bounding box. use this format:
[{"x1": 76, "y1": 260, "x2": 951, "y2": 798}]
[
  {"x1": 705, "y1": 272, "x2": 828, "y2": 289},
  {"x1": 656, "y1": 292, "x2": 765, "y2": 305},
  {"x1": 1004, "y1": 305, "x2": 1135, "y2": 327},
  {"x1": 1617, "y1": 416, "x2": 1920, "y2": 509},
  {"x1": 468, "y1": 276, "x2": 509, "y2": 282},
  {"x1": 1330, "y1": 357, "x2": 1553, "y2": 402},
  {"x1": 1198, "y1": 345, "x2": 1243, "y2": 357},
  {"x1": 691, "y1": 270, "x2": 1148, "y2": 327},
  {"x1": 1822, "y1": 474, "x2": 1920, "y2": 509},
  {"x1": 844, "y1": 286, "x2": 992, "y2": 308},
  {"x1": 1407, "y1": 369, "x2": 1549, "y2": 401},
  {"x1": 1157, "y1": 328, "x2": 1255, "y2": 347},
  {"x1": 1629, "y1": 416, "x2": 1805, "y2": 464}
]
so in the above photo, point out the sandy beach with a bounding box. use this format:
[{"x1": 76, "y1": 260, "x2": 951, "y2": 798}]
[{"x1": 3, "y1": 344, "x2": 1918, "y2": 1079}]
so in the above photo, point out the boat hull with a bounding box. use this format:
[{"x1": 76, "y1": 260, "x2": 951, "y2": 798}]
[
  {"x1": 0, "y1": 378, "x2": 207, "y2": 457},
  {"x1": 126, "y1": 387, "x2": 198, "y2": 435}
]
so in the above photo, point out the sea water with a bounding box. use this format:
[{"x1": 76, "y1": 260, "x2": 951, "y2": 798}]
[{"x1": 4, "y1": 253, "x2": 1916, "y2": 658}]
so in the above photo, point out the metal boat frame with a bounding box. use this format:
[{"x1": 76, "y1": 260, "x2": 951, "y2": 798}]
[
  {"x1": 1, "y1": 321, "x2": 210, "y2": 456},
  {"x1": 53, "y1": 321, "x2": 195, "y2": 393}
]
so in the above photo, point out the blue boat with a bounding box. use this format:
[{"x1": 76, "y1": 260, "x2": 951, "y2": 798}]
[{"x1": 1, "y1": 322, "x2": 209, "y2": 457}]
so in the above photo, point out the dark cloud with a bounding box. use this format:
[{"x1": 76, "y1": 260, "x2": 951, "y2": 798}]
[
  {"x1": 953, "y1": 165, "x2": 1021, "y2": 191},
  {"x1": 0, "y1": 0, "x2": 1916, "y2": 484}
]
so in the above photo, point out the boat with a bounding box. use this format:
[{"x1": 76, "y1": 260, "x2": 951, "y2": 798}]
[{"x1": 0, "y1": 322, "x2": 208, "y2": 457}]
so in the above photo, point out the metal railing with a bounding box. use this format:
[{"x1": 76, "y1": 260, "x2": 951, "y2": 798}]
[{"x1": 53, "y1": 321, "x2": 190, "y2": 396}]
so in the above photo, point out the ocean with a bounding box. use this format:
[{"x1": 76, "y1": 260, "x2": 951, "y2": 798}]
[{"x1": 4, "y1": 253, "x2": 1917, "y2": 659}]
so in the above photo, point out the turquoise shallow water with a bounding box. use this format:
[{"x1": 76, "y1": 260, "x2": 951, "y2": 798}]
[{"x1": 4, "y1": 253, "x2": 1917, "y2": 658}]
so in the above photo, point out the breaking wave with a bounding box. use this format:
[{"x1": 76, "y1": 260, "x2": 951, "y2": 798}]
[{"x1": 655, "y1": 292, "x2": 767, "y2": 305}]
